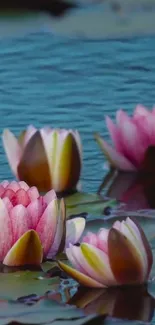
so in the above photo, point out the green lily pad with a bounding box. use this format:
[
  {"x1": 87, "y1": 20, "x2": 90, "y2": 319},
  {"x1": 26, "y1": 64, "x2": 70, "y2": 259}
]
[
  {"x1": 65, "y1": 192, "x2": 117, "y2": 217},
  {"x1": 0, "y1": 270, "x2": 60, "y2": 300}
]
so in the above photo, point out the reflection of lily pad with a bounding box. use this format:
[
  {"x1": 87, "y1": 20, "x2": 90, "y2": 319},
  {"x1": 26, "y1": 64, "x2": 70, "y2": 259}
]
[
  {"x1": 0, "y1": 299, "x2": 85, "y2": 325},
  {"x1": 0, "y1": 270, "x2": 59, "y2": 300},
  {"x1": 65, "y1": 192, "x2": 117, "y2": 217}
]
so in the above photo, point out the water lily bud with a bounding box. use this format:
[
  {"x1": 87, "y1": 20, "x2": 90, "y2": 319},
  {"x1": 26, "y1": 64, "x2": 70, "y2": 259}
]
[{"x1": 2, "y1": 127, "x2": 82, "y2": 193}]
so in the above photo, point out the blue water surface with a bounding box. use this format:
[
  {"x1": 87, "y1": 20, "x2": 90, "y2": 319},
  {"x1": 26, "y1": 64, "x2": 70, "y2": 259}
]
[{"x1": 0, "y1": 33, "x2": 155, "y2": 193}]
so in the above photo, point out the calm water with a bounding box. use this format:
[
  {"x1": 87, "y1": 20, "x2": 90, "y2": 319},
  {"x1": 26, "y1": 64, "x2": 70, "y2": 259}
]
[
  {"x1": 0, "y1": 34, "x2": 155, "y2": 194},
  {"x1": 0, "y1": 33, "x2": 155, "y2": 324}
]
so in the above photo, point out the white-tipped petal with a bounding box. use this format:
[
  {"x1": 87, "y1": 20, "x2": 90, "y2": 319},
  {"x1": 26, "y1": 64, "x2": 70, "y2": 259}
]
[
  {"x1": 2, "y1": 129, "x2": 22, "y2": 177},
  {"x1": 66, "y1": 217, "x2": 86, "y2": 247}
]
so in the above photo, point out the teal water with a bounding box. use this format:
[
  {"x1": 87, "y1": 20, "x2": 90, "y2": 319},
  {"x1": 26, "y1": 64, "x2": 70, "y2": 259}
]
[
  {"x1": 0, "y1": 33, "x2": 155, "y2": 324},
  {"x1": 0, "y1": 34, "x2": 155, "y2": 193}
]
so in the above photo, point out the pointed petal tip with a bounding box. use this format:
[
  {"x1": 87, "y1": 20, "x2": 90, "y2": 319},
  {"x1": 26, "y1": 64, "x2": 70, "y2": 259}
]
[
  {"x1": 3, "y1": 230, "x2": 43, "y2": 266},
  {"x1": 57, "y1": 260, "x2": 104, "y2": 288},
  {"x1": 2, "y1": 129, "x2": 21, "y2": 177},
  {"x1": 94, "y1": 132, "x2": 136, "y2": 171}
]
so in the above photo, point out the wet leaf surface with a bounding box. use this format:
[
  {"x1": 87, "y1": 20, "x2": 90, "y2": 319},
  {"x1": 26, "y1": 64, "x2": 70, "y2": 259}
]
[{"x1": 65, "y1": 191, "x2": 117, "y2": 217}]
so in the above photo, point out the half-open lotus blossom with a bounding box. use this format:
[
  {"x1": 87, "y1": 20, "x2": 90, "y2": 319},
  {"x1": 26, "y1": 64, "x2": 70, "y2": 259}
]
[
  {"x1": 95, "y1": 105, "x2": 155, "y2": 171},
  {"x1": 58, "y1": 217, "x2": 153, "y2": 288},
  {"x1": 2, "y1": 126, "x2": 82, "y2": 193},
  {"x1": 0, "y1": 180, "x2": 85, "y2": 266}
]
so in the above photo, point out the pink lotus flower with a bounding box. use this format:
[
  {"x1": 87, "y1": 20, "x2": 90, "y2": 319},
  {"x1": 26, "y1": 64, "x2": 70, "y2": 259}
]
[
  {"x1": 2, "y1": 126, "x2": 82, "y2": 193},
  {"x1": 95, "y1": 105, "x2": 155, "y2": 171},
  {"x1": 0, "y1": 181, "x2": 85, "y2": 266},
  {"x1": 58, "y1": 217, "x2": 153, "y2": 288}
]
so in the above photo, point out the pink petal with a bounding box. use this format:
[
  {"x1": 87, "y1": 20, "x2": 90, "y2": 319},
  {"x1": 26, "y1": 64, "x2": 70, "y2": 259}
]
[
  {"x1": 36, "y1": 200, "x2": 58, "y2": 256},
  {"x1": 27, "y1": 187, "x2": 40, "y2": 201},
  {"x1": 94, "y1": 133, "x2": 136, "y2": 171},
  {"x1": 18, "y1": 181, "x2": 30, "y2": 191},
  {"x1": 65, "y1": 217, "x2": 86, "y2": 247},
  {"x1": 10, "y1": 204, "x2": 29, "y2": 242},
  {"x1": 116, "y1": 110, "x2": 130, "y2": 126},
  {"x1": 97, "y1": 228, "x2": 109, "y2": 254},
  {"x1": 117, "y1": 114, "x2": 146, "y2": 166},
  {"x1": 0, "y1": 185, "x2": 5, "y2": 197},
  {"x1": 44, "y1": 190, "x2": 57, "y2": 205},
  {"x1": 0, "y1": 199, "x2": 13, "y2": 261},
  {"x1": 1, "y1": 180, "x2": 9, "y2": 188},
  {"x1": 2, "y1": 129, "x2": 22, "y2": 177},
  {"x1": 12, "y1": 189, "x2": 31, "y2": 207},
  {"x1": 83, "y1": 232, "x2": 98, "y2": 247},
  {"x1": 106, "y1": 116, "x2": 122, "y2": 152},
  {"x1": 6, "y1": 181, "x2": 20, "y2": 192},
  {"x1": 134, "y1": 105, "x2": 150, "y2": 118},
  {"x1": 2, "y1": 197, "x2": 13, "y2": 212},
  {"x1": 27, "y1": 199, "x2": 46, "y2": 229},
  {"x1": 2, "y1": 189, "x2": 15, "y2": 200}
]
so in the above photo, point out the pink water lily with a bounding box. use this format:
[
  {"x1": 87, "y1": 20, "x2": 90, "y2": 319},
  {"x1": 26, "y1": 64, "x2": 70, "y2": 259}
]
[
  {"x1": 95, "y1": 105, "x2": 155, "y2": 171},
  {"x1": 58, "y1": 217, "x2": 153, "y2": 288},
  {"x1": 0, "y1": 180, "x2": 85, "y2": 266},
  {"x1": 2, "y1": 126, "x2": 82, "y2": 193}
]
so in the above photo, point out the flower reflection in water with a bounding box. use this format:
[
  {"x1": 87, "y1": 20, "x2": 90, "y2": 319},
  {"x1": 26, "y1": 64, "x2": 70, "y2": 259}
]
[
  {"x1": 98, "y1": 166, "x2": 155, "y2": 211},
  {"x1": 68, "y1": 285, "x2": 155, "y2": 323}
]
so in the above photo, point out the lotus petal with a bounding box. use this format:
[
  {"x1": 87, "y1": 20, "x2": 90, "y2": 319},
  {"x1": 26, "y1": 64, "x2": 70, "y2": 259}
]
[
  {"x1": 27, "y1": 186, "x2": 40, "y2": 201},
  {"x1": 18, "y1": 181, "x2": 29, "y2": 191},
  {"x1": 106, "y1": 116, "x2": 122, "y2": 152},
  {"x1": 81, "y1": 243, "x2": 115, "y2": 286},
  {"x1": 94, "y1": 133, "x2": 136, "y2": 171},
  {"x1": 27, "y1": 199, "x2": 44, "y2": 229},
  {"x1": 17, "y1": 131, "x2": 51, "y2": 192},
  {"x1": 47, "y1": 199, "x2": 66, "y2": 258},
  {"x1": 36, "y1": 199, "x2": 58, "y2": 255},
  {"x1": 134, "y1": 105, "x2": 150, "y2": 118},
  {"x1": 52, "y1": 132, "x2": 81, "y2": 192},
  {"x1": 23, "y1": 125, "x2": 37, "y2": 148},
  {"x1": 44, "y1": 189, "x2": 57, "y2": 205},
  {"x1": 10, "y1": 205, "x2": 29, "y2": 242},
  {"x1": 129, "y1": 217, "x2": 153, "y2": 278},
  {"x1": 3, "y1": 230, "x2": 43, "y2": 266},
  {"x1": 6, "y1": 181, "x2": 20, "y2": 192},
  {"x1": 2, "y1": 129, "x2": 22, "y2": 177},
  {"x1": 108, "y1": 228, "x2": 143, "y2": 285},
  {"x1": 117, "y1": 116, "x2": 146, "y2": 166},
  {"x1": 0, "y1": 199, "x2": 13, "y2": 261},
  {"x1": 65, "y1": 217, "x2": 86, "y2": 247},
  {"x1": 58, "y1": 261, "x2": 104, "y2": 288}
]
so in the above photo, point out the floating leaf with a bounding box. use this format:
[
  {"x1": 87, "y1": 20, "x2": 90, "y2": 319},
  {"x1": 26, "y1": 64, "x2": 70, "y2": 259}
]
[
  {"x1": 65, "y1": 192, "x2": 117, "y2": 217},
  {"x1": 0, "y1": 270, "x2": 60, "y2": 300}
]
